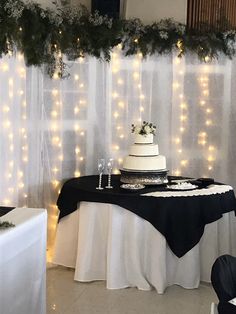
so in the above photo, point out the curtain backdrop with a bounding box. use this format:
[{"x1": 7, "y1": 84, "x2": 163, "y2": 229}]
[{"x1": 1, "y1": 48, "x2": 236, "y2": 257}]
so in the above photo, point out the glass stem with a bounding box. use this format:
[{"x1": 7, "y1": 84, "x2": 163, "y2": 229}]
[{"x1": 99, "y1": 173, "x2": 102, "y2": 188}]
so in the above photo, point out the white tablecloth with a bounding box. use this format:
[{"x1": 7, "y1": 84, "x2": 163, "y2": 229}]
[
  {"x1": 53, "y1": 202, "x2": 236, "y2": 294},
  {"x1": 0, "y1": 207, "x2": 47, "y2": 314}
]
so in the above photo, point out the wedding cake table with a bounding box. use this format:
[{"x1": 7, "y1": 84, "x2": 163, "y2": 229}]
[{"x1": 53, "y1": 175, "x2": 236, "y2": 293}]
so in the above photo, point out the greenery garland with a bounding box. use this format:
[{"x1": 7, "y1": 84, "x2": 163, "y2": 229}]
[{"x1": 1, "y1": 0, "x2": 236, "y2": 77}]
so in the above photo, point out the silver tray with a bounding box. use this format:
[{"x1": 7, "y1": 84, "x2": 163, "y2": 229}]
[
  {"x1": 120, "y1": 168, "x2": 169, "y2": 185},
  {"x1": 120, "y1": 184, "x2": 145, "y2": 191}
]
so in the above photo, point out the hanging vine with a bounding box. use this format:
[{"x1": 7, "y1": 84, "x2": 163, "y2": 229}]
[{"x1": 1, "y1": 0, "x2": 236, "y2": 77}]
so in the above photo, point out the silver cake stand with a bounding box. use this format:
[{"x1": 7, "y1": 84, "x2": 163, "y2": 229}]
[{"x1": 120, "y1": 168, "x2": 169, "y2": 185}]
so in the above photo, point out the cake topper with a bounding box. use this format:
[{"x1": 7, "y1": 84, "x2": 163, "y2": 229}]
[{"x1": 131, "y1": 121, "x2": 157, "y2": 136}]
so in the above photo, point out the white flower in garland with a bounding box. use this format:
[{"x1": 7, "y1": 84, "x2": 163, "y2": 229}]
[
  {"x1": 159, "y1": 31, "x2": 169, "y2": 40},
  {"x1": 4, "y1": 0, "x2": 24, "y2": 19},
  {"x1": 89, "y1": 11, "x2": 113, "y2": 29}
]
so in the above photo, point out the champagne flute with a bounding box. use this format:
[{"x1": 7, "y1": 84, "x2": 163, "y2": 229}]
[
  {"x1": 96, "y1": 158, "x2": 105, "y2": 190},
  {"x1": 106, "y1": 158, "x2": 113, "y2": 189}
]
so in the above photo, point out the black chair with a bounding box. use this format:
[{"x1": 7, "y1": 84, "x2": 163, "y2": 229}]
[{"x1": 211, "y1": 255, "x2": 236, "y2": 314}]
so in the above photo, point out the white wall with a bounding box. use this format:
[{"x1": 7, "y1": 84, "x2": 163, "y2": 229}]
[
  {"x1": 125, "y1": 0, "x2": 187, "y2": 23},
  {"x1": 22, "y1": 0, "x2": 187, "y2": 23},
  {"x1": 22, "y1": 0, "x2": 91, "y2": 10}
]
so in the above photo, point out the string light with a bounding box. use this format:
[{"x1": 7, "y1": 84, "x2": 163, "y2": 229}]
[{"x1": 197, "y1": 64, "x2": 216, "y2": 175}]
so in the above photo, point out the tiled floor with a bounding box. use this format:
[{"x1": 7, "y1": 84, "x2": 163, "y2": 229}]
[{"x1": 47, "y1": 265, "x2": 218, "y2": 314}]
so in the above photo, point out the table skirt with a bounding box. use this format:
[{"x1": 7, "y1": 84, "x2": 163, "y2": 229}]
[{"x1": 53, "y1": 202, "x2": 236, "y2": 294}]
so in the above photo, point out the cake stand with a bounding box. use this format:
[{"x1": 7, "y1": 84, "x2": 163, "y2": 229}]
[{"x1": 120, "y1": 168, "x2": 169, "y2": 185}]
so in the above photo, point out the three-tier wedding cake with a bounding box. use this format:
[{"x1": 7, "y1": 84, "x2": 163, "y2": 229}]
[{"x1": 120, "y1": 122, "x2": 168, "y2": 185}]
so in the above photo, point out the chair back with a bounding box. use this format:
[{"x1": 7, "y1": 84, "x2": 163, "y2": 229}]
[{"x1": 211, "y1": 254, "x2": 236, "y2": 302}]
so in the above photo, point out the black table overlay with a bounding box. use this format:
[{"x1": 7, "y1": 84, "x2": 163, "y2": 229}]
[
  {"x1": 0, "y1": 207, "x2": 15, "y2": 217},
  {"x1": 57, "y1": 175, "x2": 236, "y2": 258}
]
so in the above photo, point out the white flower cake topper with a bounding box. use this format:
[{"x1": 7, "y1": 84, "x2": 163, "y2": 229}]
[{"x1": 131, "y1": 121, "x2": 157, "y2": 136}]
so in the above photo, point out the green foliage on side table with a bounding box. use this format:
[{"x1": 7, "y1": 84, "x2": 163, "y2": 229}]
[{"x1": 0, "y1": 221, "x2": 15, "y2": 229}]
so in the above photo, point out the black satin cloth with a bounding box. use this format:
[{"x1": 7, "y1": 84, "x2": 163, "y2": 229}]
[
  {"x1": 211, "y1": 255, "x2": 236, "y2": 314},
  {"x1": 0, "y1": 206, "x2": 15, "y2": 217},
  {"x1": 57, "y1": 175, "x2": 236, "y2": 258}
]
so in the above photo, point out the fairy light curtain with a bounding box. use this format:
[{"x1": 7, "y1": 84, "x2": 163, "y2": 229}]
[{"x1": 0, "y1": 49, "x2": 236, "y2": 256}]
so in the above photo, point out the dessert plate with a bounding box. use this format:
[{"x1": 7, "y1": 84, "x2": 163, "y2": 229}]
[{"x1": 120, "y1": 184, "x2": 145, "y2": 191}]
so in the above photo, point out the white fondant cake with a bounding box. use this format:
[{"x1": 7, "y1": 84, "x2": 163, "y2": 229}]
[
  {"x1": 134, "y1": 134, "x2": 153, "y2": 144},
  {"x1": 129, "y1": 144, "x2": 159, "y2": 156},
  {"x1": 123, "y1": 155, "x2": 166, "y2": 171},
  {"x1": 123, "y1": 132, "x2": 166, "y2": 171}
]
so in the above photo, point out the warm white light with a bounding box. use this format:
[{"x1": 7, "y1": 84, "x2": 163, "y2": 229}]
[
  {"x1": 18, "y1": 171, "x2": 23, "y2": 178},
  {"x1": 118, "y1": 101, "x2": 125, "y2": 108},
  {"x1": 53, "y1": 73, "x2": 59, "y2": 80},
  {"x1": 174, "y1": 169, "x2": 181, "y2": 176},
  {"x1": 133, "y1": 72, "x2": 139, "y2": 80},
  {"x1": 180, "y1": 115, "x2": 187, "y2": 122},
  {"x1": 3, "y1": 105, "x2": 10, "y2": 112},
  {"x1": 203, "y1": 90, "x2": 209, "y2": 96},
  {"x1": 3, "y1": 120, "x2": 11, "y2": 128},
  {"x1": 52, "y1": 89, "x2": 59, "y2": 96},
  {"x1": 51, "y1": 111, "x2": 58, "y2": 117},
  {"x1": 74, "y1": 171, "x2": 81, "y2": 177},
  {"x1": 1, "y1": 63, "x2": 9, "y2": 72},
  {"x1": 74, "y1": 107, "x2": 80, "y2": 114},
  {"x1": 74, "y1": 124, "x2": 80, "y2": 131},
  {"x1": 180, "y1": 103, "x2": 187, "y2": 109},
  {"x1": 207, "y1": 156, "x2": 215, "y2": 162},
  {"x1": 175, "y1": 137, "x2": 181, "y2": 144},
  {"x1": 180, "y1": 160, "x2": 188, "y2": 166},
  {"x1": 173, "y1": 82, "x2": 180, "y2": 89},
  {"x1": 206, "y1": 119, "x2": 212, "y2": 126},
  {"x1": 52, "y1": 136, "x2": 60, "y2": 144},
  {"x1": 118, "y1": 158, "x2": 123, "y2": 164},
  {"x1": 113, "y1": 111, "x2": 119, "y2": 118},
  {"x1": 175, "y1": 58, "x2": 181, "y2": 65},
  {"x1": 75, "y1": 147, "x2": 80, "y2": 154}
]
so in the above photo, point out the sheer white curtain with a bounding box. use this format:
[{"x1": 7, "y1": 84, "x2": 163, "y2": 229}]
[{"x1": 0, "y1": 49, "x2": 236, "y2": 256}]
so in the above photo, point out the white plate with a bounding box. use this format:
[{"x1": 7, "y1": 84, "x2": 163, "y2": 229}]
[
  {"x1": 167, "y1": 183, "x2": 198, "y2": 191},
  {"x1": 120, "y1": 184, "x2": 145, "y2": 190}
]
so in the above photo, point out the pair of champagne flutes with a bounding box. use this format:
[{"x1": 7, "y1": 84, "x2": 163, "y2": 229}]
[{"x1": 96, "y1": 158, "x2": 113, "y2": 190}]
